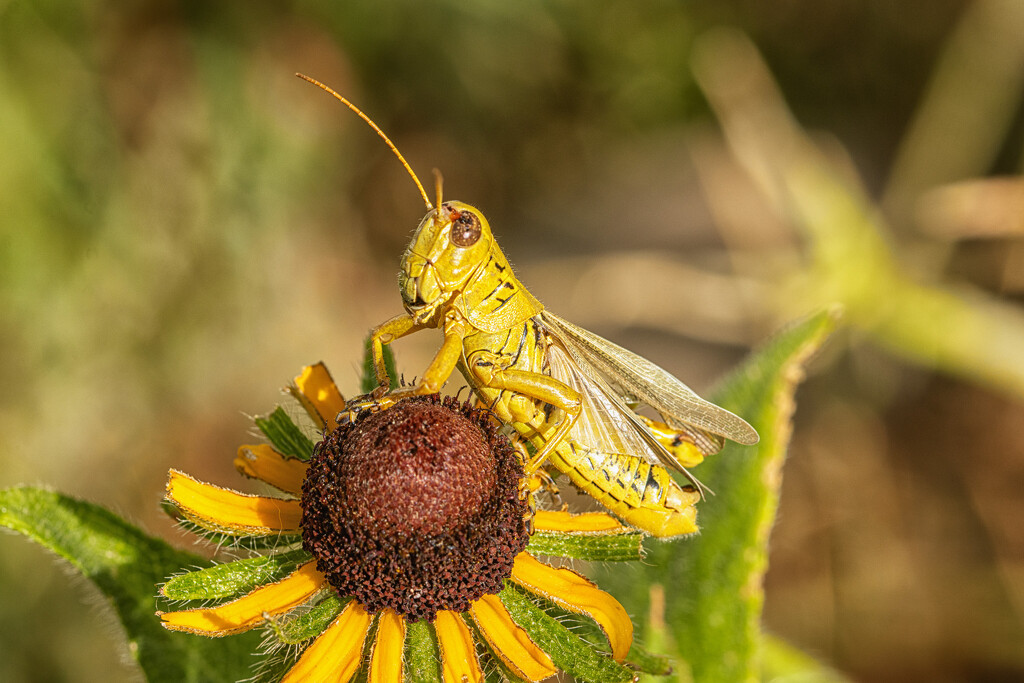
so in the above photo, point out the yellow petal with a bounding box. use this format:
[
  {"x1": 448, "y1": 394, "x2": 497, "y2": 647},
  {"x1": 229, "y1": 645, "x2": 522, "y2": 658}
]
[
  {"x1": 370, "y1": 609, "x2": 406, "y2": 683},
  {"x1": 533, "y1": 510, "x2": 625, "y2": 533},
  {"x1": 469, "y1": 593, "x2": 557, "y2": 682},
  {"x1": 234, "y1": 444, "x2": 308, "y2": 495},
  {"x1": 290, "y1": 362, "x2": 346, "y2": 431},
  {"x1": 434, "y1": 611, "x2": 483, "y2": 683},
  {"x1": 165, "y1": 469, "x2": 302, "y2": 535},
  {"x1": 511, "y1": 553, "x2": 632, "y2": 662},
  {"x1": 159, "y1": 562, "x2": 325, "y2": 635},
  {"x1": 282, "y1": 600, "x2": 373, "y2": 683}
]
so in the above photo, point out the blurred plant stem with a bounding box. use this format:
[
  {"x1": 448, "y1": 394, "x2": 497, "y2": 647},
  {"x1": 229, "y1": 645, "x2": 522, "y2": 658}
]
[
  {"x1": 883, "y1": 0, "x2": 1024, "y2": 234},
  {"x1": 692, "y1": 28, "x2": 1024, "y2": 400}
]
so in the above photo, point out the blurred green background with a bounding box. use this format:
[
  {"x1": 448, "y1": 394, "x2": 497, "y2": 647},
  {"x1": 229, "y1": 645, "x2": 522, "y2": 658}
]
[{"x1": 2, "y1": 1, "x2": 1023, "y2": 681}]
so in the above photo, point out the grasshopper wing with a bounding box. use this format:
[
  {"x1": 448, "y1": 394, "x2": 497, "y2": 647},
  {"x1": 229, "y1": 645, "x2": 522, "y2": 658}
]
[
  {"x1": 541, "y1": 311, "x2": 759, "y2": 449},
  {"x1": 544, "y1": 332, "x2": 702, "y2": 487}
]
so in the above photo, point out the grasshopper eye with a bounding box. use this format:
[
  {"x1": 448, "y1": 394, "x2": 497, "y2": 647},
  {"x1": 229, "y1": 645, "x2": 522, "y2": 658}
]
[{"x1": 450, "y1": 211, "x2": 482, "y2": 247}]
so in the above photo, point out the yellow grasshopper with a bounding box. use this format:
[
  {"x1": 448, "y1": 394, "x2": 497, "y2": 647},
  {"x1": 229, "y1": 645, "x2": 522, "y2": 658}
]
[{"x1": 300, "y1": 75, "x2": 758, "y2": 537}]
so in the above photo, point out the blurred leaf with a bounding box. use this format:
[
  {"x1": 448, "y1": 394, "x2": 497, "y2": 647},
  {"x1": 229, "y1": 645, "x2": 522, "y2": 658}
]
[
  {"x1": 693, "y1": 28, "x2": 1024, "y2": 400},
  {"x1": 597, "y1": 309, "x2": 839, "y2": 682},
  {"x1": 0, "y1": 486, "x2": 261, "y2": 682},
  {"x1": 761, "y1": 634, "x2": 851, "y2": 683}
]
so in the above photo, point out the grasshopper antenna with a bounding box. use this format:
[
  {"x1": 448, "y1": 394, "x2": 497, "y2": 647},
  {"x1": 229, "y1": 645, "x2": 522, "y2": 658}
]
[
  {"x1": 432, "y1": 168, "x2": 444, "y2": 212},
  {"x1": 296, "y1": 73, "x2": 433, "y2": 211}
]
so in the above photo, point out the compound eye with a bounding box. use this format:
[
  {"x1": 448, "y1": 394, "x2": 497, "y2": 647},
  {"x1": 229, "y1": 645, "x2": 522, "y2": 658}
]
[{"x1": 450, "y1": 211, "x2": 482, "y2": 247}]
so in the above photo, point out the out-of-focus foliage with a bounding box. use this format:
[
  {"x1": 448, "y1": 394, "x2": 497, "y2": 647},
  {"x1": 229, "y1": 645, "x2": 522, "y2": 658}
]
[{"x1": 2, "y1": 0, "x2": 1023, "y2": 681}]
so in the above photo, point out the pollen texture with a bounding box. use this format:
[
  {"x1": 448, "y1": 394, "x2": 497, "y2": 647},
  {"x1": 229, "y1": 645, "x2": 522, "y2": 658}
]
[{"x1": 301, "y1": 395, "x2": 529, "y2": 621}]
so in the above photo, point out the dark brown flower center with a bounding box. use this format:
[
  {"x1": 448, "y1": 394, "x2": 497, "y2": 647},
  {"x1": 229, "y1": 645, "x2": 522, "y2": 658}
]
[{"x1": 300, "y1": 395, "x2": 530, "y2": 622}]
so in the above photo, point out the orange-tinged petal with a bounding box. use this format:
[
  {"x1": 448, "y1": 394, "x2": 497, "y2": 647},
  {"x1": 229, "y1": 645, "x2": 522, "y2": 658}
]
[
  {"x1": 159, "y1": 562, "x2": 325, "y2": 635},
  {"x1": 469, "y1": 593, "x2": 557, "y2": 682},
  {"x1": 533, "y1": 510, "x2": 626, "y2": 533},
  {"x1": 291, "y1": 362, "x2": 346, "y2": 431},
  {"x1": 166, "y1": 469, "x2": 302, "y2": 535},
  {"x1": 511, "y1": 553, "x2": 632, "y2": 661},
  {"x1": 282, "y1": 600, "x2": 373, "y2": 683},
  {"x1": 434, "y1": 611, "x2": 483, "y2": 683},
  {"x1": 369, "y1": 609, "x2": 406, "y2": 683},
  {"x1": 234, "y1": 444, "x2": 308, "y2": 495}
]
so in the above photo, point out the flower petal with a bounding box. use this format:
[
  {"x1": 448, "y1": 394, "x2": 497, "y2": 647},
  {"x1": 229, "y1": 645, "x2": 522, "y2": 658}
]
[
  {"x1": 533, "y1": 510, "x2": 626, "y2": 533},
  {"x1": 158, "y1": 561, "x2": 325, "y2": 635},
  {"x1": 469, "y1": 593, "x2": 557, "y2": 682},
  {"x1": 370, "y1": 609, "x2": 407, "y2": 683},
  {"x1": 290, "y1": 362, "x2": 346, "y2": 431},
  {"x1": 434, "y1": 611, "x2": 483, "y2": 683},
  {"x1": 166, "y1": 469, "x2": 302, "y2": 535},
  {"x1": 282, "y1": 600, "x2": 373, "y2": 683},
  {"x1": 511, "y1": 553, "x2": 632, "y2": 662},
  {"x1": 234, "y1": 444, "x2": 308, "y2": 495}
]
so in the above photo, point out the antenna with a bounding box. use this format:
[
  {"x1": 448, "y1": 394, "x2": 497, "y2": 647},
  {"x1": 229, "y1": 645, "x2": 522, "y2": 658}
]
[
  {"x1": 296, "y1": 73, "x2": 433, "y2": 211},
  {"x1": 432, "y1": 168, "x2": 444, "y2": 212}
]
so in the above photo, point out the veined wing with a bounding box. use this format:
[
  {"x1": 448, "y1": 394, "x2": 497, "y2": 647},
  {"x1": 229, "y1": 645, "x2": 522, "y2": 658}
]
[
  {"x1": 541, "y1": 311, "x2": 759, "y2": 447},
  {"x1": 544, "y1": 335, "x2": 702, "y2": 488}
]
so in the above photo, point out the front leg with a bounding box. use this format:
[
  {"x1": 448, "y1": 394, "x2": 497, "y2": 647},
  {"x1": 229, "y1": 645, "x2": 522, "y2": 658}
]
[{"x1": 370, "y1": 313, "x2": 425, "y2": 390}]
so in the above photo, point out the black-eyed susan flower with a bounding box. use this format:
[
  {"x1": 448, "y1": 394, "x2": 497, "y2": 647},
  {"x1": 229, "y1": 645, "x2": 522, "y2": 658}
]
[{"x1": 157, "y1": 363, "x2": 662, "y2": 683}]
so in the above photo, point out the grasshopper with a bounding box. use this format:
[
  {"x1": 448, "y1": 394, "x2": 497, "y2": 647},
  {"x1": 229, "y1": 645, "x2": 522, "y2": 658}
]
[{"x1": 300, "y1": 75, "x2": 758, "y2": 537}]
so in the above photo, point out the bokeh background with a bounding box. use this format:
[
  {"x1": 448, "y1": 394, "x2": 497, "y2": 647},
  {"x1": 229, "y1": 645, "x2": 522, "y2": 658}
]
[{"x1": 2, "y1": 1, "x2": 1023, "y2": 681}]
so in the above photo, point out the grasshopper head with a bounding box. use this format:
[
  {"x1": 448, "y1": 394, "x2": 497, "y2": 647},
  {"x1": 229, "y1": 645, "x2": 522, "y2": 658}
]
[{"x1": 400, "y1": 201, "x2": 493, "y2": 325}]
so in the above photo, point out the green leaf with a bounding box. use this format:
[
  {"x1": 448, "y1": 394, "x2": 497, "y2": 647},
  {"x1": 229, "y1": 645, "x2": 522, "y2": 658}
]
[
  {"x1": 162, "y1": 549, "x2": 310, "y2": 601},
  {"x1": 0, "y1": 486, "x2": 262, "y2": 683},
  {"x1": 499, "y1": 584, "x2": 634, "y2": 683},
  {"x1": 363, "y1": 335, "x2": 400, "y2": 393},
  {"x1": 526, "y1": 529, "x2": 643, "y2": 562},
  {"x1": 254, "y1": 406, "x2": 315, "y2": 461},
  {"x1": 596, "y1": 309, "x2": 839, "y2": 683},
  {"x1": 404, "y1": 619, "x2": 442, "y2": 683}
]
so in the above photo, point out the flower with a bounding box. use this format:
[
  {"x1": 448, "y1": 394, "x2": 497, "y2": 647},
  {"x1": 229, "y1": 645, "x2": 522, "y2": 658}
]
[{"x1": 157, "y1": 363, "x2": 649, "y2": 683}]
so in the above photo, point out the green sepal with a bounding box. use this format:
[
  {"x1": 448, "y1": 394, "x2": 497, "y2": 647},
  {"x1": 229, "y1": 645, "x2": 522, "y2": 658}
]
[
  {"x1": 626, "y1": 642, "x2": 673, "y2": 676},
  {"x1": 163, "y1": 507, "x2": 301, "y2": 549},
  {"x1": 363, "y1": 335, "x2": 400, "y2": 393},
  {"x1": 0, "y1": 486, "x2": 261, "y2": 683},
  {"x1": 527, "y1": 529, "x2": 643, "y2": 562},
  {"x1": 404, "y1": 619, "x2": 442, "y2": 683},
  {"x1": 254, "y1": 406, "x2": 315, "y2": 461},
  {"x1": 162, "y1": 548, "x2": 310, "y2": 601},
  {"x1": 499, "y1": 583, "x2": 634, "y2": 683},
  {"x1": 272, "y1": 593, "x2": 346, "y2": 645}
]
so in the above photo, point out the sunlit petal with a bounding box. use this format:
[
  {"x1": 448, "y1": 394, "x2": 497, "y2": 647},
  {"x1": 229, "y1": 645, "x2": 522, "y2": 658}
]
[
  {"x1": 469, "y1": 593, "x2": 557, "y2": 682},
  {"x1": 282, "y1": 600, "x2": 373, "y2": 683},
  {"x1": 533, "y1": 510, "x2": 626, "y2": 533},
  {"x1": 166, "y1": 469, "x2": 302, "y2": 535},
  {"x1": 159, "y1": 562, "x2": 324, "y2": 635},
  {"x1": 434, "y1": 611, "x2": 483, "y2": 683},
  {"x1": 511, "y1": 553, "x2": 632, "y2": 661},
  {"x1": 290, "y1": 362, "x2": 346, "y2": 431},
  {"x1": 234, "y1": 444, "x2": 308, "y2": 495},
  {"x1": 369, "y1": 609, "x2": 406, "y2": 683}
]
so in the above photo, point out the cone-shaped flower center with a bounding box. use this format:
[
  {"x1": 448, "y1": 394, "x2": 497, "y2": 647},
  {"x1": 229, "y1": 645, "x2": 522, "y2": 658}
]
[{"x1": 301, "y1": 395, "x2": 530, "y2": 621}]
